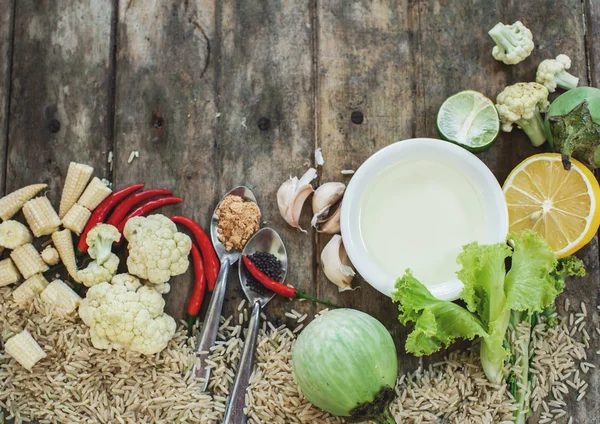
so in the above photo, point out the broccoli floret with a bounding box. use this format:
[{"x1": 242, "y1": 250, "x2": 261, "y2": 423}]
[
  {"x1": 536, "y1": 55, "x2": 579, "y2": 92},
  {"x1": 496, "y1": 82, "x2": 550, "y2": 147},
  {"x1": 488, "y1": 21, "x2": 534, "y2": 65}
]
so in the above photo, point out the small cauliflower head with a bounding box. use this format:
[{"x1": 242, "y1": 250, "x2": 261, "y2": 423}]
[
  {"x1": 87, "y1": 224, "x2": 121, "y2": 265},
  {"x1": 77, "y1": 253, "x2": 120, "y2": 287},
  {"x1": 488, "y1": 21, "x2": 534, "y2": 65},
  {"x1": 78, "y1": 273, "x2": 176, "y2": 355},
  {"x1": 536, "y1": 54, "x2": 579, "y2": 92},
  {"x1": 496, "y1": 82, "x2": 549, "y2": 147},
  {"x1": 124, "y1": 214, "x2": 192, "y2": 285}
]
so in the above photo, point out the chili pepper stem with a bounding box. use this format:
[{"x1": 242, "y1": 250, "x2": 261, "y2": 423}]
[
  {"x1": 295, "y1": 291, "x2": 340, "y2": 308},
  {"x1": 187, "y1": 314, "x2": 197, "y2": 337}
]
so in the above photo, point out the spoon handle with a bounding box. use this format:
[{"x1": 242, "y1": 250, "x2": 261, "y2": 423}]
[
  {"x1": 195, "y1": 257, "x2": 231, "y2": 390},
  {"x1": 223, "y1": 300, "x2": 262, "y2": 424}
]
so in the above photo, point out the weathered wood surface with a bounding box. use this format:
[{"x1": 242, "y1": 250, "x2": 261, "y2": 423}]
[
  {"x1": 6, "y1": 0, "x2": 113, "y2": 202},
  {"x1": 0, "y1": 1, "x2": 14, "y2": 196},
  {"x1": 2, "y1": 0, "x2": 600, "y2": 422}
]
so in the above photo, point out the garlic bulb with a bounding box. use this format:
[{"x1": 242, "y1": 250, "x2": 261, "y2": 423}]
[
  {"x1": 311, "y1": 182, "x2": 345, "y2": 231},
  {"x1": 277, "y1": 168, "x2": 317, "y2": 233},
  {"x1": 321, "y1": 235, "x2": 355, "y2": 291}
]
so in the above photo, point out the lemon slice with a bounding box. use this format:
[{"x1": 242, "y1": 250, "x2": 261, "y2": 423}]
[{"x1": 503, "y1": 153, "x2": 600, "y2": 258}]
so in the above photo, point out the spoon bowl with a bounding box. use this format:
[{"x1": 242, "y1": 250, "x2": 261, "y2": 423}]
[
  {"x1": 238, "y1": 227, "x2": 288, "y2": 308},
  {"x1": 210, "y1": 186, "x2": 259, "y2": 264}
]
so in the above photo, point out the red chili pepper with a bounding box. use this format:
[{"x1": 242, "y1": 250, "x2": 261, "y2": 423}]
[
  {"x1": 242, "y1": 256, "x2": 339, "y2": 307},
  {"x1": 106, "y1": 188, "x2": 173, "y2": 227},
  {"x1": 187, "y1": 243, "x2": 206, "y2": 337},
  {"x1": 170, "y1": 216, "x2": 220, "y2": 292},
  {"x1": 77, "y1": 184, "x2": 145, "y2": 254},
  {"x1": 115, "y1": 197, "x2": 185, "y2": 242}
]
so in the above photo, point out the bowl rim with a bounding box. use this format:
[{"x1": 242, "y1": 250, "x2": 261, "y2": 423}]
[{"x1": 340, "y1": 138, "x2": 509, "y2": 300}]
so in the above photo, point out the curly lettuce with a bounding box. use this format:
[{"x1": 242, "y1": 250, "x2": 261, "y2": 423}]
[{"x1": 392, "y1": 230, "x2": 584, "y2": 386}]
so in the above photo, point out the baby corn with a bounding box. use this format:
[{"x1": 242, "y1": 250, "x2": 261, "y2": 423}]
[
  {"x1": 5, "y1": 330, "x2": 46, "y2": 371},
  {"x1": 0, "y1": 183, "x2": 47, "y2": 221},
  {"x1": 77, "y1": 177, "x2": 111, "y2": 211},
  {"x1": 59, "y1": 162, "x2": 93, "y2": 218},
  {"x1": 13, "y1": 273, "x2": 49, "y2": 303},
  {"x1": 0, "y1": 220, "x2": 32, "y2": 249},
  {"x1": 51, "y1": 229, "x2": 80, "y2": 283},
  {"x1": 0, "y1": 258, "x2": 21, "y2": 287},
  {"x1": 23, "y1": 197, "x2": 61, "y2": 237},
  {"x1": 40, "y1": 279, "x2": 81, "y2": 314},
  {"x1": 40, "y1": 245, "x2": 60, "y2": 266},
  {"x1": 62, "y1": 204, "x2": 91, "y2": 236},
  {"x1": 10, "y1": 243, "x2": 49, "y2": 279}
]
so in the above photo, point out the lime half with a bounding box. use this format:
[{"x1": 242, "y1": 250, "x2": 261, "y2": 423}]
[{"x1": 436, "y1": 90, "x2": 500, "y2": 152}]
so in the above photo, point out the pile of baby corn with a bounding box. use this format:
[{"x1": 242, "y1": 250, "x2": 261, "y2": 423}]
[{"x1": 0, "y1": 162, "x2": 110, "y2": 370}]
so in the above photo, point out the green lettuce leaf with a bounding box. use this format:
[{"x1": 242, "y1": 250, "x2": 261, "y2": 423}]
[
  {"x1": 505, "y1": 230, "x2": 560, "y2": 312},
  {"x1": 457, "y1": 242, "x2": 512, "y2": 325},
  {"x1": 392, "y1": 271, "x2": 487, "y2": 356}
]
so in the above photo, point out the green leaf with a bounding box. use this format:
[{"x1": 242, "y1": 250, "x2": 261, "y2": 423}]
[
  {"x1": 548, "y1": 100, "x2": 600, "y2": 170},
  {"x1": 505, "y1": 230, "x2": 560, "y2": 312},
  {"x1": 392, "y1": 271, "x2": 487, "y2": 356},
  {"x1": 457, "y1": 242, "x2": 512, "y2": 326}
]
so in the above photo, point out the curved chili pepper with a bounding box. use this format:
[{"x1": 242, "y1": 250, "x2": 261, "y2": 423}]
[
  {"x1": 242, "y1": 256, "x2": 339, "y2": 308},
  {"x1": 77, "y1": 184, "x2": 144, "y2": 254},
  {"x1": 170, "y1": 216, "x2": 219, "y2": 291},
  {"x1": 115, "y1": 197, "x2": 184, "y2": 243},
  {"x1": 187, "y1": 243, "x2": 206, "y2": 337},
  {"x1": 106, "y1": 188, "x2": 173, "y2": 227}
]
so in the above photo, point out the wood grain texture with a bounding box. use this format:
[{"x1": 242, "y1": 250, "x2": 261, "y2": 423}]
[
  {"x1": 215, "y1": 0, "x2": 316, "y2": 323},
  {"x1": 0, "y1": 0, "x2": 13, "y2": 196},
  {"x1": 316, "y1": 0, "x2": 424, "y2": 355},
  {"x1": 586, "y1": 0, "x2": 600, "y2": 87},
  {"x1": 6, "y1": 0, "x2": 113, "y2": 204}
]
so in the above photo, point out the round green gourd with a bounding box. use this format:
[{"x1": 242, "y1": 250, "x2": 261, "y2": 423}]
[{"x1": 292, "y1": 309, "x2": 398, "y2": 424}]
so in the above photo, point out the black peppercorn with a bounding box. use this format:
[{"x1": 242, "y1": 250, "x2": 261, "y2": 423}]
[{"x1": 245, "y1": 251, "x2": 283, "y2": 295}]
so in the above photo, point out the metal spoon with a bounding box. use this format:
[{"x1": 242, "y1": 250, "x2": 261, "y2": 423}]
[
  {"x1": 195, "y1": 186, "x2": 259, "y2": 391},
  {"x1": 222, "y1": 227, "x2": 287, "y2": 424}
]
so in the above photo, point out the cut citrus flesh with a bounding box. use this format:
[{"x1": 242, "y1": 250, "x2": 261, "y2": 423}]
[
  {"x1": 436, "y1": 90, "x2": 500, "y2": 152},
  {"x1": 503, "y1": 153, "x2": 600, "y2": 258}
]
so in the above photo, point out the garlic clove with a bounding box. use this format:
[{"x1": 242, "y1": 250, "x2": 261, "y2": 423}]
[
  {"x1": 317, "y1": 205, "x2": 341, "y2": 234},
  {"x1": 277, "y1": 168, "x2": 317, "y2": 233},
  {"x1": 311, "y1": 182, "x2": 345, "y2": 229},
  {"x1": 321, "y1": 234, "x2": 355, "y2": 291}
]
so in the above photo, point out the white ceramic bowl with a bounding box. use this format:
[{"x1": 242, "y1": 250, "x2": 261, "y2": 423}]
[{"x1": 340, "y1": 138, "x2": 508, "y2": 300}]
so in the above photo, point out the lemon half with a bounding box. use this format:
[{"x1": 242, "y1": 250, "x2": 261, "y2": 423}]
[{"x1": 503, "y1": 153, "x2": 600, "y2": 258}]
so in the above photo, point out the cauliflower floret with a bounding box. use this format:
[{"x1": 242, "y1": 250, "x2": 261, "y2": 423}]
[
  {"x1": 488, "y1": 21, "x2": 534, "y2": 65},
  {"x1": 496, "y1": 82, "x2": 549, "y2": 147},
  {"x1": 78, "y1": 273, "x2": 176, "y2": 355},
  {"x1": 124, "y1": 214, "x2": 192, "y2": 285},
  {"x1": 87, "y1": 224, "x2": 121, "y2": 265},
  {"x1": 536, "y1": 54, "x2": 579, "y2": 93},
  {"x1": 77, "y1": 253, "x2": 120, "y2": 287}
]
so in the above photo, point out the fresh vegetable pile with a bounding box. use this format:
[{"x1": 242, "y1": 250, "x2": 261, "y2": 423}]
[{"x1": 0, "y1": 161, "x2": 223, "y2": 372}]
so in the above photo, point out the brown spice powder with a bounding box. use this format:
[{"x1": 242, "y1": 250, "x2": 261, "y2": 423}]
[{"x1": 216, "y1": 195, "x2": 261, "y2": 251}]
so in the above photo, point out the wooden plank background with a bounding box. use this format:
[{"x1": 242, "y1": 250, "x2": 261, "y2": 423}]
[{"x1": 1, "y1": 0, "x2": 600, "y2": 422}]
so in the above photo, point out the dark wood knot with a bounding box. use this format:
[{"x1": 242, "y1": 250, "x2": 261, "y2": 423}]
[
  {"x1": 257, "y1": 117, "x2": 270, "y2": 131},
  {"x1": 351, "y1": 111, "x2": 364, "y2": 125},
  {"x1": 48, "y1": 119, "x2": 61, "y2": 133}
]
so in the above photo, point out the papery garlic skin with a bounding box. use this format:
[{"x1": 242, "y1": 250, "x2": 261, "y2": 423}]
[
  {"x1": 321, "y1": 235, "x2": 355, "y2": 291},
  {"x1": 311, "y1": 182, "x2": 345, "y2": 229},
  {"x1": 318, "y1": 206, "x2": 341, "y2": 234},
  {"x1": 277, "y1": 168, "x2": 317, "y2": 233}
]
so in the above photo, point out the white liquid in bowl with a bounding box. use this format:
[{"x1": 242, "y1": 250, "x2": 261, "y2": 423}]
[{"x1": 359, "y1": 159, "x2": 487, "y2": 287}]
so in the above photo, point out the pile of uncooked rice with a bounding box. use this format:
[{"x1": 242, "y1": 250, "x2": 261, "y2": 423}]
[{"x1": 0, "y1": 287, "x2": 594, "y2": 424}]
